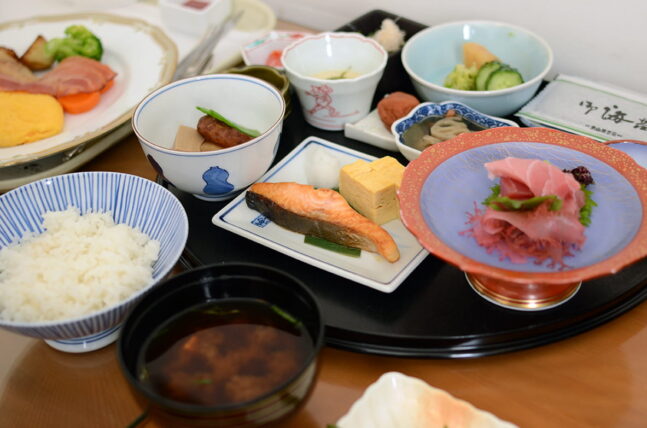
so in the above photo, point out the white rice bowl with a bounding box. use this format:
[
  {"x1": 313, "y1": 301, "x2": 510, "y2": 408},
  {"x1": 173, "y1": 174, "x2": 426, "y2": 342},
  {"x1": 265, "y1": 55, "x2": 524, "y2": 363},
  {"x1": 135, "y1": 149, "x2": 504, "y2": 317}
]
[{"x1": 0, "y1": 171, "x2": 188, "y2": 348}]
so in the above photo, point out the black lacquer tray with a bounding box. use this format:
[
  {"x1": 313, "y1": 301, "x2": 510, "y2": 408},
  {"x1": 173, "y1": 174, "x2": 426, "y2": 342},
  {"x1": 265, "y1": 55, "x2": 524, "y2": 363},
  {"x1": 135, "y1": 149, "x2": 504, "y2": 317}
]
[{"x1": 162, "y1": 10, "x2": 647, "y2": 358}]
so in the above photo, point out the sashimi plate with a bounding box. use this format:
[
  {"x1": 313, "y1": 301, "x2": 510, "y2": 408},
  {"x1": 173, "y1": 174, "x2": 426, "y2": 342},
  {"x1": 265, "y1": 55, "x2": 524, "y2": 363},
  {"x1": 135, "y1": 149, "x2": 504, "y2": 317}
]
[
  {"x1": 0, "y1": 13, "x2": 177, "y2": 167},
  {"x1": 399, "y1": 127, "x2": 647, "y2": 285},
  {"x1": 212, "y1": 137, "x2": 428, "y2": 293}
]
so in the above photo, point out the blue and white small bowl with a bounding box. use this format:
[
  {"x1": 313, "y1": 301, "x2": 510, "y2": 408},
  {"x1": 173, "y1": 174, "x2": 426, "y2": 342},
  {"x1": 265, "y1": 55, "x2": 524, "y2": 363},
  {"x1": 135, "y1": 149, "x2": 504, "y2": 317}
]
[
  {"x1": 133, "y1": 74, "x2": 286, "y2": 201},
  {"x1": 0, "y1": 172, "x2": 188, "y2": 353},
  {"x1": 392, "y1": 101, "x2": 519, "y2": 161}
]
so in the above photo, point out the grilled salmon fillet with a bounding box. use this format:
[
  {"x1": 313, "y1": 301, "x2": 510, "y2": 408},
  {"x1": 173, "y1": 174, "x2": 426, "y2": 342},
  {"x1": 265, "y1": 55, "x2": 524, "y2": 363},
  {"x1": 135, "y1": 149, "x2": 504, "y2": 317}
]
[{"x1": 246, "y1": 182, "x2": 400, "y2": 262}]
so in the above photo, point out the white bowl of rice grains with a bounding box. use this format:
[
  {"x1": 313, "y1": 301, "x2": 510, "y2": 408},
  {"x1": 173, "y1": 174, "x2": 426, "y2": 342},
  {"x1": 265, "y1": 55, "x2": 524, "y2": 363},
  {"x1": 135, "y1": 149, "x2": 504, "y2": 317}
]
[{"x1": 0, "y1": 172, "x2": 188, "y2": 353}]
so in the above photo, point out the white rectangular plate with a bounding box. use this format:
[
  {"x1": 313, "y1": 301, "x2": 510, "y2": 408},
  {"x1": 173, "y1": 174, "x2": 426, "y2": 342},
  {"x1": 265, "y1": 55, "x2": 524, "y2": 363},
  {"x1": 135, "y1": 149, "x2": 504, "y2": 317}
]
[
  {"x1": 212, "y1": 137, "x2": 428, "y2": 293},
  {"x1": 344, "y1": 109, "x2": 399, "y2": 152}
]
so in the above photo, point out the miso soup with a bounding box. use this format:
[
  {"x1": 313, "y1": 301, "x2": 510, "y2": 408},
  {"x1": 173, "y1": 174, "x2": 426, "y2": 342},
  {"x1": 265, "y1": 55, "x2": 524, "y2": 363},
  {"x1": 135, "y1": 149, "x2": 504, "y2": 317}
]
[{"x1": 137, "y1": 299, "x2": 313, "y2": 407}]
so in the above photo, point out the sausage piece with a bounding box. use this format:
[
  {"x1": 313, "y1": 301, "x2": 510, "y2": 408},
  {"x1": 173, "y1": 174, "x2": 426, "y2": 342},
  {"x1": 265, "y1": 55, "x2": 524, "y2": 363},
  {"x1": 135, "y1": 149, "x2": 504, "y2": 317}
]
[{"x1": 197, "y1": 115, "x2": 252, "y2": 148}]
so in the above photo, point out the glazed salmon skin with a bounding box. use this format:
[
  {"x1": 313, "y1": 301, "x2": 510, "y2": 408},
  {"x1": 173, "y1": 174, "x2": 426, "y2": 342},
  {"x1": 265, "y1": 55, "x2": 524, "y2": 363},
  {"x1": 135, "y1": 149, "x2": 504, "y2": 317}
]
[{"x1": 245, "y1": 182, "x2": 400, "y2": 262}]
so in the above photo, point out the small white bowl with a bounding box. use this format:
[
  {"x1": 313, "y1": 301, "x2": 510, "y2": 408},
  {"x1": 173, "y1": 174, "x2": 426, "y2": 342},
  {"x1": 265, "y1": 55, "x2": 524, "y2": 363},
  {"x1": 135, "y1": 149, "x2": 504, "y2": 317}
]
[
  {"x1": 401, "y1": 21, "x2": 553, "y2": 117},
  {"x1": 392, "y1": 101, "x2": 519, "y2": 161},
  {"x1": 241, "y1": 30, "x2": 312, "y2": 70},
  {"x1": 133, "y1": 74, "x2": 285, "y2": 201},
  {"x1": 282, "y1": 32, "x2": 388, "y2": 131},
  {"x1": 0, "y1": 172, "x2": 188, "y2": 353},
  {"x1": 160, "y1": 0, "x2": 232, "y2": 37}
]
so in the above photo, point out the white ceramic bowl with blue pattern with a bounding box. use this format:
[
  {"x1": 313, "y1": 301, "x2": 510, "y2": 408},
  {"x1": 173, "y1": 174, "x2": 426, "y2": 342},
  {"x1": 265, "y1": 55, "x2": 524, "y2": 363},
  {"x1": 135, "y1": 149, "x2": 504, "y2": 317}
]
[
  {"x1": 401, "y1": 21, "x2": 553, "y2": 117},
  {"x1": 392, "y1": 101, "x2": 519, "y2": 161},
  {"x1": 133, "y1": 74, "x2": 285, "y2": 201},
  {"x1": 0, "y1": 172, "x2": 188, "y2": 353}
]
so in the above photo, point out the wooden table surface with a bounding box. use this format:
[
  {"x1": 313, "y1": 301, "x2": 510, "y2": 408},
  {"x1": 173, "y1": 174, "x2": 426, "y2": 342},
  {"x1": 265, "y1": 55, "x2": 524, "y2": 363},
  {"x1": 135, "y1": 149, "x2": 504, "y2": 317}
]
[{"x1": 1, "y1": 18, "x2": 647, "y2": 428}]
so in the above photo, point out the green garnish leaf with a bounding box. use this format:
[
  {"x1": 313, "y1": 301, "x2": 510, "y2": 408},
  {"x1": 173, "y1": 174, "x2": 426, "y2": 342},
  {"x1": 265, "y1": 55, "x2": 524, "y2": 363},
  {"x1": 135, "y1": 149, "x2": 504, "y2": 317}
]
[
  {"x1": 202, "y1": 307, "x2": 240, "y2": 316},
  {"x1": 270, "y1": 305, "x2": 300, "y2": 326},
  {"x1": 328, "y1": 66, "x2": 351, "y2": 80},
  {"x1": 196, "y1": 106, "x2": 261, "y2": 138},
  {"x1": 482, "y1": 184, "x2": 563, "y2": 212},
  {"x1": 304, "y1": 235, "x2": 361, "y2": 257},
  {"x1": 193, "y1": 378, "x2": 213, "y2": 385},
  {"x1": 482, "y1": 182, "x2": 596, "y2": 226},
  {"x1": 579, "y1": 184, "x2": 597, "y2": 227}
]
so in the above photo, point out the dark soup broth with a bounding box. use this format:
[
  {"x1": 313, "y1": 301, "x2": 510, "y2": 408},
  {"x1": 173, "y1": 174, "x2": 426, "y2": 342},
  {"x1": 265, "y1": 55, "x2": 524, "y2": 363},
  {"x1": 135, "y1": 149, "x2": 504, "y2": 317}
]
[{"x1": 137, "y1": 299, "x2": 313, "y2": 407}]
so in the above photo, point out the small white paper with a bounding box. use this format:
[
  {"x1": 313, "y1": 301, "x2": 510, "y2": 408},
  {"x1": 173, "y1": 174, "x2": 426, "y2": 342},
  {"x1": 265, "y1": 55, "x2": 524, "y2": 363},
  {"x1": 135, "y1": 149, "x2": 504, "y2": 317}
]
[{"x1": 516, "y1": 74, "x2": 647, "y2": 142}]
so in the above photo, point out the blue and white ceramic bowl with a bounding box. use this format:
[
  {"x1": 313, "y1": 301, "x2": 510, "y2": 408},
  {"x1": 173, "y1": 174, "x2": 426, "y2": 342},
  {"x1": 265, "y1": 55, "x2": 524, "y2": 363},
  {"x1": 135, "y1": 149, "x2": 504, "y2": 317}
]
[
  {"x1": 401, "y1": 21, "x2": 553, "y2": 117},
  {"x1": 392, "y1": 101, "x2": 519, "y2": 161},
  {"x1": 0, "y1": 172, "x2": 188, "y2": 353},
  {"x1": 133, "y1": 74, "x2": 286, "y2": 201}
]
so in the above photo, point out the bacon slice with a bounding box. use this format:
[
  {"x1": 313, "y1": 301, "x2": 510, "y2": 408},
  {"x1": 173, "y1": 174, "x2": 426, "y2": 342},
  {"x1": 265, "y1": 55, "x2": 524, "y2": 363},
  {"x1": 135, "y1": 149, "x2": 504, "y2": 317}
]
[
  {"x1": 0, "y1": 73, "x2": 55, "y2": 94},
  {"x1": 39, "y1": 56, "x2": 116, "y2": 97},
  {"x1": 0, "y1": 54, "x2": 116, "y2": 97},
  {"x1": 0, "y1": 49, "x2": 57, "y2": 95}
]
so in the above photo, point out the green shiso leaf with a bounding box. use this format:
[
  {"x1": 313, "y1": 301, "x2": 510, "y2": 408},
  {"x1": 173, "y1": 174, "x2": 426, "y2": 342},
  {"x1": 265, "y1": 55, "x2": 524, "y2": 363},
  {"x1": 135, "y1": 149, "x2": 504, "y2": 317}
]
[
  {"x1": 196, "y1": 106, "x2": 261, "y2": 138},
  {"x1": 579, "y1": 184, "x2": 597, "y2": 227},
  {"x1": 482, "y1": 183, "x2": 596, "y2": 227},
  {"x1": 482, "y1": 184, "x2": 563, "y2": 212},
  {"x1": 304, "y1": 235, "x2": 361, "y2": 257}
]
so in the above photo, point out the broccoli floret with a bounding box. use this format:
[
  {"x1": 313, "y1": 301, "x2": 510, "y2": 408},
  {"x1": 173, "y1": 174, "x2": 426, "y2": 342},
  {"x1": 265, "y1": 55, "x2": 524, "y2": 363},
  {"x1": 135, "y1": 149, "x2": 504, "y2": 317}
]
[{"x1": 46, "y1": 25, "x2": 103, "y2": 62}]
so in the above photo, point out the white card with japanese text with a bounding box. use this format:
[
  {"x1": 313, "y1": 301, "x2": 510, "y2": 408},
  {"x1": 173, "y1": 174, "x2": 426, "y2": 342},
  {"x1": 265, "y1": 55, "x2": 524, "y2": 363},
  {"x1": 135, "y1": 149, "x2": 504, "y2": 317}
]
[{"x1": 516, "y1": 74, "x2": 647, "y2": 142}]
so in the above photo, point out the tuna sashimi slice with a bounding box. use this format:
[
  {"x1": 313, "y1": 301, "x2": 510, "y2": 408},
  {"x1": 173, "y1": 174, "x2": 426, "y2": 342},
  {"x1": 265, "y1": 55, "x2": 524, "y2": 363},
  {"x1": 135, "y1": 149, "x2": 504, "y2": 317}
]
[{"x1": 485, "y1": 157, "x2": 585, "y2": 216}]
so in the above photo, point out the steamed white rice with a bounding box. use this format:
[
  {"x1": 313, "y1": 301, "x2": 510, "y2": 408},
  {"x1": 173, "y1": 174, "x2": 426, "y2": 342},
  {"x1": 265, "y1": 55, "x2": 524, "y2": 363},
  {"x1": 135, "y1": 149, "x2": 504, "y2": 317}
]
[{"x1": 0, "y1": 207, "x2": 160, "y2": 323}]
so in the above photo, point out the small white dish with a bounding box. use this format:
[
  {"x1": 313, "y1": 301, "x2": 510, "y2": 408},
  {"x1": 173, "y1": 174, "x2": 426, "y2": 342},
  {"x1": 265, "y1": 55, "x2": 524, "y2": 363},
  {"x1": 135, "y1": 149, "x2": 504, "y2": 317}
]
[
  {"x1": 337, "y1": 372, "x2": 517, "y2": 428},
  {"x1": 281, "y1": 32, "x2": 388, "y2": 131},
  {"x1": 160, "y1": 0, "x2": 232, "y2": 37},
  {"x1": 212, "y1": 137, "x2": 428, "y2": 293},
  {"x1": 241, "y1": 30, "x2": 311, "y2": 70},
  {"x1": 344, "y1": 109, "x2": 399, "y2": 152}
]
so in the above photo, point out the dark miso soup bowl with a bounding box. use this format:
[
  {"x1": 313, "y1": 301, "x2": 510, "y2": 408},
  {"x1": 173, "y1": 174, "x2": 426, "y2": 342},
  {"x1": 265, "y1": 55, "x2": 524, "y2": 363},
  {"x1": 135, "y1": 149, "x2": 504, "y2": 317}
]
[{"x1": 117, "y1": 263, "x2": 324, "y2": 427}]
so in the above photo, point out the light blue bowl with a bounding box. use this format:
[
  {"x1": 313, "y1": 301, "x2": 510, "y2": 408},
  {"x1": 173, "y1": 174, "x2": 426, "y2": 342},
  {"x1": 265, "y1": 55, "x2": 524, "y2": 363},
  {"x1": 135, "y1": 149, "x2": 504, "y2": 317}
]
[
  {"x1": 0, "y1": 172, "x2": 188, "y2": 352},
  {"x1": 392, "y1": 101, "x2": 519, "y2": 161},
  {"x1": 401, "y1": 21, "x2": 553, "y2": 117}
]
